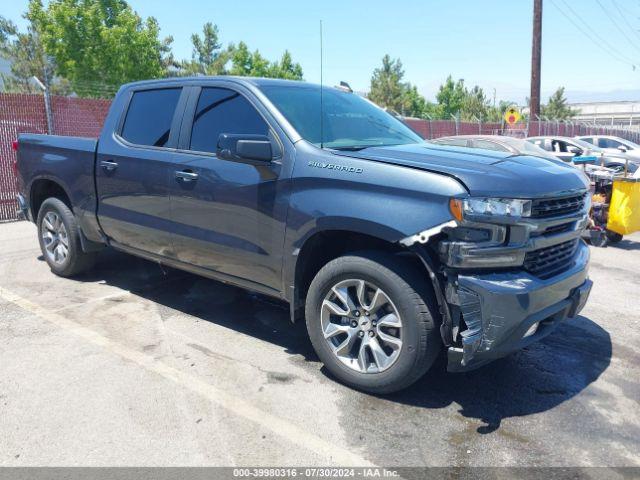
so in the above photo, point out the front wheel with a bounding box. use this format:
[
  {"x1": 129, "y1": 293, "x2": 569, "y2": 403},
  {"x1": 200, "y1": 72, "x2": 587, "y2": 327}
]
[
  {"x1": 37, "y1": 197, "x2": 96, "y2": 277},
  {"x1": 305, "y1": 251, "x2": 441, "y2": 394}
]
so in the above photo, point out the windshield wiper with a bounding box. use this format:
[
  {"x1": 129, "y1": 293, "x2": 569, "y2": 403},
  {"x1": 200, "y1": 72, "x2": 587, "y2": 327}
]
[
  {"x1": 331, "y1": 145, "x2": 376, "y2": 151},
  {"x1": 331, "y1": 143, "x2": 410, "y2": 151}
]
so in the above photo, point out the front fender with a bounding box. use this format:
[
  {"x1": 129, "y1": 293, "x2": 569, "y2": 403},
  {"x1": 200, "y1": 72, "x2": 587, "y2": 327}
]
[{"x1": 281, "y1": 143, "x2": 467, "y2": 300}]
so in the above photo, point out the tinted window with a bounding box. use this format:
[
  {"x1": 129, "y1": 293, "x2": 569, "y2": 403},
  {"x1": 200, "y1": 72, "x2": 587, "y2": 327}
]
[
  {"x1": 121, "y1": 88, "x2": 182, "y2": 147},
  {"x1": 190, "y1": 87, "x2": 269, "y2": 153},
  {"x1": 598, "y1": 138, "x2": 622, "y2": 148},
  {"x1": 529, "y1": 139, "x2": 550, "y2": 151}
]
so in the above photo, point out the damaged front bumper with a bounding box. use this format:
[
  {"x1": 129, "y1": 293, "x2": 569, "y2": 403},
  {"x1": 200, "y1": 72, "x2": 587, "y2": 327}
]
[{"x1": 446, "y1": 240, "x2": 591, "y2": 371}]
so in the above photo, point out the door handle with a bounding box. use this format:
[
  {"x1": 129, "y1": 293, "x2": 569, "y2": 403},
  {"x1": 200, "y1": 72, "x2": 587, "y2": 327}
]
[
  {"x1": 100, "y1": 160, "x2": 119, "y2": 171},
  {"x1": 175, "y1": 170, "x2": 199, "y2": 182}
]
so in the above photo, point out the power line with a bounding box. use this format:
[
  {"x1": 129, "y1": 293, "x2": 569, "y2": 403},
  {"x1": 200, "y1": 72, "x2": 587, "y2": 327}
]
[
  {"x1": 549, "y1": 0, "x2": 639, "y2": 68},
  {"x1": 612, "y1": 0, "x2": 640, "y2": 18},
  {"x1": 612, "y1": 0, "x2": 640, "y2": 43},
  {"x1": 595, "y1": 0, "x2": 640, "y2": 55},
  {"x1": 557, "y1": 0, "x2": 639, "y2": 63}
]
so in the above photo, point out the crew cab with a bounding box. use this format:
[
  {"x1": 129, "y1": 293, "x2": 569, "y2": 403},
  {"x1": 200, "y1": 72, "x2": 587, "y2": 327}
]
[{"x1": 15, "y1": 77, "x2": 592, "y2": 393}]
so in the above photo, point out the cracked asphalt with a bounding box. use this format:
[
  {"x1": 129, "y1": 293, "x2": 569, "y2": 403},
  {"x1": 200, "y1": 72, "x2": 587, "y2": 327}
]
[{"x1": 0, "y1": 220, "x2": 638, "y2": 467}]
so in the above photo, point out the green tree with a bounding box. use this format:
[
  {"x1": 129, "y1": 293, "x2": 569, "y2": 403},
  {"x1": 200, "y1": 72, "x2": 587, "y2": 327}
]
[
  {"x1": 28, "y1": 0, "x2": 173, "y2": 97},
  {"x1": 179, "y1": 24, "x2": 303, "y2": 80},
  {"x1": 368, "y1": 55, "x2": 428, "y2": 117},
  {"x1": 541, "y1": 87, "x2": 576, "y2": 120},
  {"x1": 180, "y1": 22, "x2": 230, "y2": 75},
  {"x1": 435, "y1": 76, "x2": 467, "y2": 118},
  {"x1": 401, "y1": 85, "x2": 428, "y2": 118},
  {"x1": 228, "y1": 42, "x2": 303, "y2": 80},
  {"x1": 368, "y1": 55, "x2": 406, "y2": 113},
  {"x1": 432, "y1": 76, "x2": 494, "y2": 120},
  {"x1": 0, "y1": 14, "x2": 68, "y2": 93},
  {"x1": 461, "y1": 85, "x2": 490, "y2": 121},
  {"x1": 267, "y1": 50, "x2": 303, "y2": 80},
  {"x1": 228, "y1": 41, "x2": 270, "y2": 77}
]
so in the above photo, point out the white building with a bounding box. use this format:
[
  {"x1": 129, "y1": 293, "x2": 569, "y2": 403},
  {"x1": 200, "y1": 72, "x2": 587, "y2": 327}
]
[{"x1": 570, "y1": 100, "x2": 640, "y2": 129}]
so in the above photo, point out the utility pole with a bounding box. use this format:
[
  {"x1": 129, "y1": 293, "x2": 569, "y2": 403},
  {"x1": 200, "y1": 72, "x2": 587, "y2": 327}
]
[{"x1": 530, "y1": 0, "x2": 543, "y2": 119}]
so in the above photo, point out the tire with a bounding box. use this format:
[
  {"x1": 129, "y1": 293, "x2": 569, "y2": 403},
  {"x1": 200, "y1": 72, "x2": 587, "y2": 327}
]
[
  {"x1": 36, "y1": 197, "x2": 96, "y2": 277},
  {"x1": 305, "y1": 251, "x2": 441, "y2": 394},
  {"x1": 606, "y1": 230, "x2": 623, "y2": 244}
]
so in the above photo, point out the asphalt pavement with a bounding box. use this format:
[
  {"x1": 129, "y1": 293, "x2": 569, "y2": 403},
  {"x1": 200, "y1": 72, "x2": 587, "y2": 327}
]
[{"x1": 0, "y1": 220, "x2": 638, "y2": 467}]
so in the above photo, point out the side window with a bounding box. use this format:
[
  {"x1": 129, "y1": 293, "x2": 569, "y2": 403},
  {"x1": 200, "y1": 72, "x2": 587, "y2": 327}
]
[
  {"x1": 599, "y1": 138, "x2": 622, "y2": 149},
  {"x1": 190, "y1": 87, "x2": 269, "y2": 154},
  {"x1": 121, "y1": 88, "x2": 182, "y2": 147},
  {"x1": 531, "y1": 139, "x2": 548, "y2": 150},
  {"x1": 473, "y1": 140, "x2": 508, "y2": 152}
]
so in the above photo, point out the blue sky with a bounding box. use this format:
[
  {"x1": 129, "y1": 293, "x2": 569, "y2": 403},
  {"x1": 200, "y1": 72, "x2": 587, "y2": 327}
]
[{"x1": 4, "y1": 0, "x2": 640, "y2": 103}]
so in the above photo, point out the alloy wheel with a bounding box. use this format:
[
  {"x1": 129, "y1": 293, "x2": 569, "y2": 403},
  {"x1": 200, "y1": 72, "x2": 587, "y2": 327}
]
[
  {"x1": 41, "y1": 211, "x2": 69, "y2": 265},
  {"x1": 320, "y1": 279, "x2": 403, "y2": 373}
]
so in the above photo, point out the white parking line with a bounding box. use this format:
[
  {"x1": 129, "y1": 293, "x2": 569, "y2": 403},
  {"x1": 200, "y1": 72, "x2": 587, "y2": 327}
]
[
  {"x1": 51, "y1": 290, "x2": 132, "y2": 313},
  {"x1": 0, "y1": 285, "x2": 373, "y2": 467}
]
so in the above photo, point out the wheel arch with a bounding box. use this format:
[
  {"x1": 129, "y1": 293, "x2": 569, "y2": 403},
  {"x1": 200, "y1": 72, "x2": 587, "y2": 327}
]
[
  {"x1": 29, "y1": 176, "x2": 73, "y2": 221},
  {"x1": 287, "y1": 227, "x2": 436, "y2": 323}
]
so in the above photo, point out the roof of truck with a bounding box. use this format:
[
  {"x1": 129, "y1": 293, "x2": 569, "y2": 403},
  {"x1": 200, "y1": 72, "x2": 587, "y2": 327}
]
[{"x1": 121, "y1": 76, "x2": 321, "y2": 90}]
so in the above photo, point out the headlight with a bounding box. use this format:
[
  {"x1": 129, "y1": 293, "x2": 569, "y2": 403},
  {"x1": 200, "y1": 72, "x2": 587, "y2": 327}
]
[{"x1": 450, "y1": 197, "x2": 532, "y2": 221}]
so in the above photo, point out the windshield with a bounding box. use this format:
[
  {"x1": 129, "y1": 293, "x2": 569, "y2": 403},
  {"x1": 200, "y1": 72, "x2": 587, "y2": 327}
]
[
  {"x1": 620, "y1": 138, "x2": 640, "y2": 149},
  {"x1": 571, "y1": 138, "x2": 603, "y2": 152},
  {"x1": 259, "y1": 85, "x2": 423, "y2": 149},
  {"x1": 518, "y1": 139, "x2": 561, "y2": 159}
]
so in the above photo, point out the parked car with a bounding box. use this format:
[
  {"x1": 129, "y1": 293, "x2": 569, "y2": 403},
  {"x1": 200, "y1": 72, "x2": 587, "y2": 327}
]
[
  {"x1": 577, "y1": 135, "x2": 640, "y2": 161},
  {"x1": 527, "y1": 135, "x2": 638, "y2": 174},
  {"x1": 15, "y1": 77, "x2": 592, "y2": 393},
  {"x1": 430, "y1": 135, "x2": 564, "y2": 162}
]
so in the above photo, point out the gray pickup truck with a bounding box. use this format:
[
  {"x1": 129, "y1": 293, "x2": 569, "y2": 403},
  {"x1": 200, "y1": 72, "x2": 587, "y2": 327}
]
[{"x1": 15, "y1": 77, "x2": 592, "y2": 393}]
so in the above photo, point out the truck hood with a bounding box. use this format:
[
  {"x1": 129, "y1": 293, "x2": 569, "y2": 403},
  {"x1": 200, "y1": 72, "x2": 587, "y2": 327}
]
[{"x1": 333, "y1": 143, "x2": 589, "y2": 197}]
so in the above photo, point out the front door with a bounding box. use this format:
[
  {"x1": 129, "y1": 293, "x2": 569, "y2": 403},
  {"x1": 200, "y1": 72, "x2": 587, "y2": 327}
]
[
  {"x1": 167, "y1": 85, "x2": 289, "y2": 293},
  {"x1": 96, "y1": 87, "x2": 186, "y2": 257}
]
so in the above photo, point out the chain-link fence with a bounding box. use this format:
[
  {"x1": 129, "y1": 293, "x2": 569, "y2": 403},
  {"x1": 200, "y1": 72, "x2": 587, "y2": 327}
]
[
  {"x1": 2, "y1": 91, "x2": 640, "y2": 222},
  {"x1": 0, "y1": 92, "x2": 110, "y2": 221},
  {"x1": 404, "y1": 117, "x2": 640, "y2": 144}
]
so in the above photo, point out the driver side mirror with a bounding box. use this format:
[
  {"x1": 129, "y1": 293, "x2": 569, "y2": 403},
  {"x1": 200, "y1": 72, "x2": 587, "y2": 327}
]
[
  {"x1": 217, "y1": 134, "x2": 273, "y2": 162},
  {"x1": 617, "y1": 145, "x2": 628, "y2": 153}
]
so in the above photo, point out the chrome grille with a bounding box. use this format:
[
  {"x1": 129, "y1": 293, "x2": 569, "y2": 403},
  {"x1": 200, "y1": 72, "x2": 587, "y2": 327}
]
[
  {"x1": 531, "y1": 193, "x2": 586, "y2": 218},
  {"x1": 524, "y1": 239, "x2": 579, "y2": 279}
]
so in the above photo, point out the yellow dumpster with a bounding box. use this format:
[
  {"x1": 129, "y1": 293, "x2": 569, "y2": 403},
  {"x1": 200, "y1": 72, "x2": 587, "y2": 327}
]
[{"x1": 607, "y1": 178, "x2": 640, "y2": 235}]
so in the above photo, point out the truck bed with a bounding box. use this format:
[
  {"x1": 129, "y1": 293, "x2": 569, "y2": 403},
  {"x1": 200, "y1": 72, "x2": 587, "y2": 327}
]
[{"x1": 17, "y1": 134, "x2": 101, "y2": 241}]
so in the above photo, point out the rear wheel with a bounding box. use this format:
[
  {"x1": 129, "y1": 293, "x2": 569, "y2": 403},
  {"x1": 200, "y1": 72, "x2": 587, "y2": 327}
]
[
  {"x1": 305, "y1": 251, "x2": 441, "y2": 394},
  {"x1": 37, "y1": 197, "x2": 96, "y2": 277}
]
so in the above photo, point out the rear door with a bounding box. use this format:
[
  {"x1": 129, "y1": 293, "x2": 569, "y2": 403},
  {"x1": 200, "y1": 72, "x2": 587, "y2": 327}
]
[
  {"x1": 96, "y1": 86, "x2": 187, "y2": 256},
  {"x1": 166, "y1": 84, "x2": 289, "y2": 294}
]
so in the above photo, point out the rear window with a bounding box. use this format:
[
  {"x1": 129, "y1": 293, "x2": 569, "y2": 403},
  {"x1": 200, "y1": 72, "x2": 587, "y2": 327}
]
[
  {"x1": 433, "y1": 138, "x2": 468, "y2": 147},
  {"x1": 473, "y1": 139, "x2": 508, "y2": 152},
  {"x1": 121, "y1": 88, "x2": 182, "y2": 147}
]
